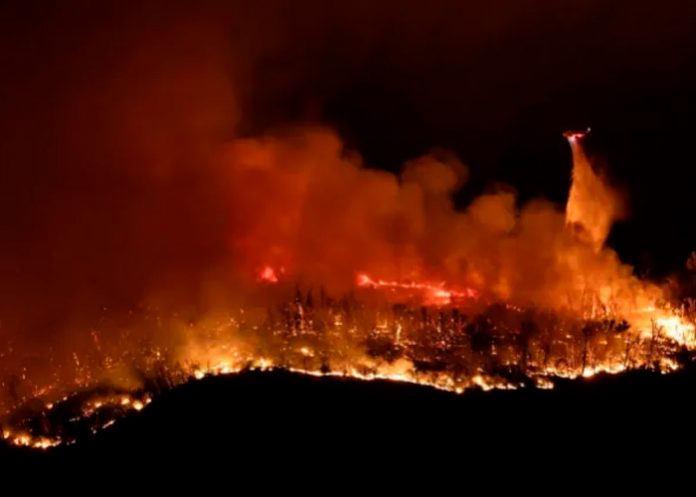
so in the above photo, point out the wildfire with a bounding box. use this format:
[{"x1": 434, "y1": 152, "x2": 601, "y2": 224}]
[
  {"x1": 2, "y1": 285, "x2": 693, "y2": 450},
  {"x1": 1, "y1": 131, "x2": 695, "y2": 452},
  {"x1": 356, "y1": 273, "x2": 478, "y2": 305},
  {"x1": 258, "y1": 266, "x2": 279, "y2": 283},
  {"x1": 2, "y1": 427, "x2": 61, "y2": 450}
]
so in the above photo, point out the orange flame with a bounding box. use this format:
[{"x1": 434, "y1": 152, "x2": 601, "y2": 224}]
[
  {"x1": 1, "y1": 128, "x2": 694, "y2": 451},
  {"x1": 356, "y1": 272, "x2": 478, "y2": 305},
  {"x1": 258, "y1": 265, "x2": 279, "y2": 283}
]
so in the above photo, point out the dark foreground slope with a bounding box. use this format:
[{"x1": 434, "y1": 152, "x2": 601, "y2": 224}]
[{"x1": 3, "y1": 367, "x2": 696, "y2": 467}]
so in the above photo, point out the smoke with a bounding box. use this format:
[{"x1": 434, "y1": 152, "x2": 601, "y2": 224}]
[
  {"x1": 0, "y1": 0, "x2": 689, "y2": 411},
  {"x1": 217, "y1": 125, "x2": 650, "y2": 314}
]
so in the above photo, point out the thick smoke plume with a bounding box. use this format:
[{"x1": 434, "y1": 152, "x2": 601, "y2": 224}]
[{"x1": 0, "y1": 1, "x2": 693, "y2": 413}]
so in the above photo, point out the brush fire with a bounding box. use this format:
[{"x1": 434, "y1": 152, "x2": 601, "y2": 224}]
[{"x1": 0, "y1": 129, "x2": 693, "y2": 451}]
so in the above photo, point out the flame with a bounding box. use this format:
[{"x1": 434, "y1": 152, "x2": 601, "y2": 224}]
[
  {"x1": 1, "y1": 131, "x2": 695, "y2": 451},
  {"x1": 258, "y1": 266, "x2": 279, "y2": 283},
  {"x1": 356, "y1": 273, "x2": 478, "y2": 305},
  {"x1": 1, "y1": 430, "x2": 60, "y2": 450},
  {"x1": 2, "y1": 289, "x2": 693, "y2": 450}
]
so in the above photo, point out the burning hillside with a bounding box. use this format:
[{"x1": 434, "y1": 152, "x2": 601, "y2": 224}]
[
  {"x1": 2, "y1": 1, "x2": 696, "y2": 452},
  {"x1": 1, "y1": 130, "x2": 694, "y2": 450}
]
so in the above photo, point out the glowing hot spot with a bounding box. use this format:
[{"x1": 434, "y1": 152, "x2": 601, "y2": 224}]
[
  {"x1": 258, "y1": 266, "x2": 279, "y2": 283},
  {"x1": 356, "y1": 272, "x2": 477, "y2": 305}
]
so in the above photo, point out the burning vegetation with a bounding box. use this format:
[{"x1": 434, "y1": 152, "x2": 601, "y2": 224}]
[
  {"x1": 1, "y1": 130, "x2": 694, "y2": 451},
  {"x1": 3, "y1": 2, "x2": 696, "y2": 452}
]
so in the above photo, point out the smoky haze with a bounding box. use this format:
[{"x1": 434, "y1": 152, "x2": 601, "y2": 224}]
[{"x1": 0, "y1": 0, "x2": 693, "y2": 409}]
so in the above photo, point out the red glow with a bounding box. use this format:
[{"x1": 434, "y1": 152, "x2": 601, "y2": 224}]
[
  {"x1": 356, "y1": 272, "x2": 478, "y2": 305},
  {"x1": 258, "y1": 266, "x2": 279, "y2": 283}
]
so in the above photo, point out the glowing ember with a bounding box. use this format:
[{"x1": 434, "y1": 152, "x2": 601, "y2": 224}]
[
  {"x1": 2, "y1": 428, "x2": 61, "y2": 450},
  {"x1": 356, "y1": 272, "x2": 478, "y2": 305},
  {"x1": 1, "y1": 290, "x2": 693, "y2": 450},
  {"x1": 258, "y1": 266, "x2": 279, "y2": 283}
]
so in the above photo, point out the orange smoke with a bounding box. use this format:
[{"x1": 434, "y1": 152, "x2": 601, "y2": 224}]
[
  {"x1": 356, "y1": 272, "x2": 478, "y2": 306},
  {"x1": 1, "y1": 1, "x2": 695, "y2": 444}
]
